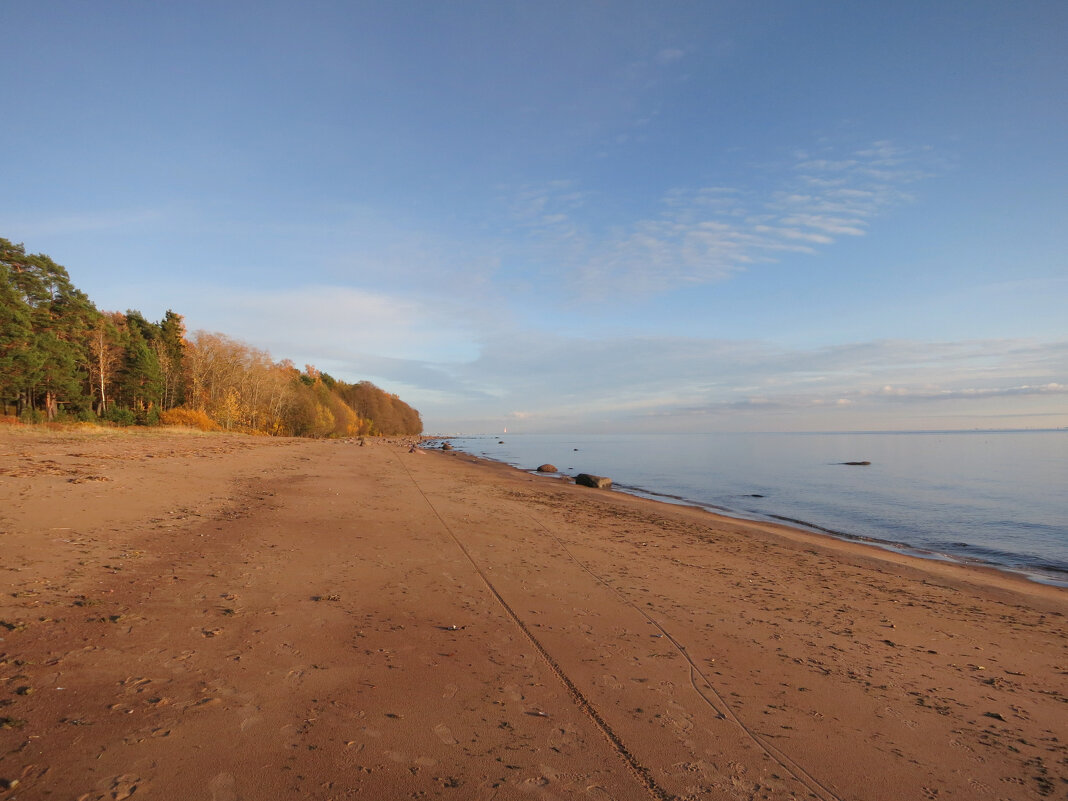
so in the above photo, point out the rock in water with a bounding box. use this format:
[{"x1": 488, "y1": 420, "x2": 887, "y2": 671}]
[
  {"x1": 536, "y1": 464, "x2": 558, "y2": 473},
  {"x1": 441, "y1": 443, "x2": 453, "y2": 451},
  {"x1": 575, "y1": 473, "x2": 612, "y2": 489},
  {"x1": 839, "y1": 461, "x2": 870, "y2": 466}
]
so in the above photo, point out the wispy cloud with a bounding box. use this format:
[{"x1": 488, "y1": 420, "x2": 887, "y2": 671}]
[
  {"x1": 504, "y1": 141, "x2": 937, "y2": 295},
  {"x1": 506, "y1": 181, "x2": 591, "y2": 237},
  {"x1": 865, "y1": 383, "x2": 1067, "y2": 403},
  {"x1": 404, "y1": 334, "x2": 1068, "y2": 431},
  {"x1": 166, "y1": 284, "x2": 482, "y2": 371},
  {"x1": 655, "y1": 47, "x2": 686, "y2": 64},
  {"x1": 126, "y1": 279, "x2": 1066, "y2": 433},
  {"x1": 4, "y1": 208, "x2": 164, "y2": 238}
]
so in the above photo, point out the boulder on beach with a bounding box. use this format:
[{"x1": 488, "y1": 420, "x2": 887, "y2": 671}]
[
  {"x1": 575, "y1": 473, "x2": 612, "y2": 489},
  {"x1": 536, "y1": 464, "x2": 557, "y2": 473},
  {"x1": 441, "y1": 443, "x2": 453, "y2": 451}
]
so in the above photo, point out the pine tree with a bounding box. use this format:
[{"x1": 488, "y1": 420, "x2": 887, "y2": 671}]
[
  {"x1": 156, "y1": 310, "x2": 187, "y2": 409},
  {"x1": 1, "y1": 240, "x2": 95, "y2": 419},
  {"x1": 117, "y1": 313, "x2": 163, "y2": 422},
  {"x1": 0, "y1": 260, "x2": 37, "y2": 416}
]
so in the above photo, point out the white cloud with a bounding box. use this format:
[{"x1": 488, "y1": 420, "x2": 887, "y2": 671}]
[
  {"x1": 6, "y1": 208, "x2": 164, "y2": 237},
  {"x1": 167, "y1": 284, "x2": 482, "y2": 374},
  {"x1": 134, "y1": 269, "x2": 1064, "y2": 431},
  {"x1": 406, "y1": 334, "x2": 1068, "y2": 431},
  {"x1": 869, "y1": 382, "x2": 1067, "y2": 402},
  {"x1": 502, "y1": 141, "x2": 937, "y2": 296},
  {"x1": 656, "y1": 48, "x2": 686, "y2": 64}
]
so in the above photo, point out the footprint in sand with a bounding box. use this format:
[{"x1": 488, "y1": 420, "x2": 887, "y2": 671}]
[
  {"x1": 666, "y1": 702, "x2": 694, "y2": 733},
  {"x1": 109, "y1": 774, "x2": 144, "y2": 800},
  {"x1": 442, "y1": 683, "x2": 458, "y2": 699},
  {"x1": 548, "y1": 725, "x2": 579, "y2": 752},
  {"x1": 655, "y1": 680, "x2": 677, "y2": 697},
  {"x1": 209, "y1": 773, "x2": 237, "y2": 801},
  {"x1": 239, "y1": 715, "x2": 263, "y2": 731},
  {"x1": 586, "y1": 786, "x2": 620, "y2": 800},
  {"x1": 433, "y1": 723, "x2": 458, "y2": 745}
]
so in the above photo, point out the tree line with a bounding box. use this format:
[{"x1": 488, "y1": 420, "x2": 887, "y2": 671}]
[{"x1": 0, "y1": 238, "x2": 422, "y2": 436}]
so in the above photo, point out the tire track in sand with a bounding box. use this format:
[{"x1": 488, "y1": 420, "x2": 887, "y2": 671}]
[
  {"x1": 521, "y1": 508, "x2": 844, "y2": 801},
  {"x1": 394, "y1": 453, "x2": 674, "y2": 801}
]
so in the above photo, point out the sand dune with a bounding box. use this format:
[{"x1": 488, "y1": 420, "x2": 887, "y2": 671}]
[{"x1": 0, "y1": 428, "x2": 1064, "y2": 800}]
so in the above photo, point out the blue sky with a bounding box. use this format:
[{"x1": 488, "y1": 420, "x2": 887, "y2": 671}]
[{"x1": 3, "y1": 1, "x2": 1066, "y2": 432}]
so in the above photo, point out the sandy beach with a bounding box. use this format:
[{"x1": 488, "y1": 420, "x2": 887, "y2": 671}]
[{"x1": 0, "y1": 427, "x2": 1064, "y2": 801}]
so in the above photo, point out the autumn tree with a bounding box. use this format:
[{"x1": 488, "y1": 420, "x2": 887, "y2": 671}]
[
  {"x1": 1, "y1": 236, "x2": 424, "y2": 435},
  {"x1": 87, "y1": 314, "x2": 123, "y2": 415},
  {"x1": 337, "y1": 380, "x2": 422, "y2": 435}
]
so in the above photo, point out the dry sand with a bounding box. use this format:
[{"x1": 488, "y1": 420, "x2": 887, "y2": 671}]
[{"x1": 0, "y1": 427, "x2": 1064, "y2": 801}]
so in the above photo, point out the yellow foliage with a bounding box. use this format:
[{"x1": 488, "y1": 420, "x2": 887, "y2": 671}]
[
  {"x1": 160, "y1": 407, "x2": 221, "y2": 431},
  {"x1": 313, "y1": 399, "x2": 336, "y2": 436},
  {"x1": 216, "y1": 387, "x2": 243, "y2": 430}
]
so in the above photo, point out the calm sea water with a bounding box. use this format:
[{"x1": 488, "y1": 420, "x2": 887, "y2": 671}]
[{"x1": 434, "y1": 431, "x2": 1068, "y2": 587}]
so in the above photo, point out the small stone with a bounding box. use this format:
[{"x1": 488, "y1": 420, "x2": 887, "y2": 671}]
[{"x1": 575, "y1": 473, "x2": 612, "y2": 489}]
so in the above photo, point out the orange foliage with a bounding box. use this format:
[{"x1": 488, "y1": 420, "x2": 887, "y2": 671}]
[{"x1": 160, "y1": 407, "x2": 221, "y2": 431}]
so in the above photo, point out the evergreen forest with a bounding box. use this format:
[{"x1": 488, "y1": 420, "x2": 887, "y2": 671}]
[{"x1": 0, "y1": 238, "x2": 422, "y2": 436}]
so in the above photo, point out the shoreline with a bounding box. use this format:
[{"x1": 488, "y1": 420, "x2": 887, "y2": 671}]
[
  {"x1": 428, "y1": 435, "x2": 1068, "y2": 589},
  {"x1": 622, "y1": 483, "x2": 1068, "y2": 590},
  {"x1": 2, "y1": 427, "x2": 1065, "y2": 800},
  {"x1": 435, "y1": 444, "x2": 1068, "y2": 605}
]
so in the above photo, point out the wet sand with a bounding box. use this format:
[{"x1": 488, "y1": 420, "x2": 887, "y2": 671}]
[{"x1": 0, "y1": 427, "x2": 1065, "y2": 800}]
